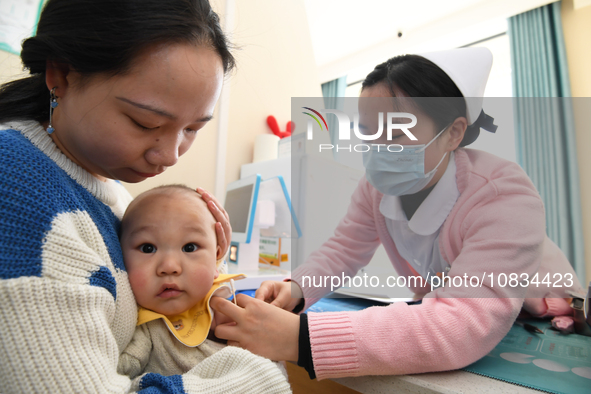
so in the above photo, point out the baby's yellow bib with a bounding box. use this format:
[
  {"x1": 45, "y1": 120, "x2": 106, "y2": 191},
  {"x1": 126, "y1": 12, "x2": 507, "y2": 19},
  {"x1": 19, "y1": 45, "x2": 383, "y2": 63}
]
[{"x1": 137, "y1": 273, "x2": 245, "y2": 347}]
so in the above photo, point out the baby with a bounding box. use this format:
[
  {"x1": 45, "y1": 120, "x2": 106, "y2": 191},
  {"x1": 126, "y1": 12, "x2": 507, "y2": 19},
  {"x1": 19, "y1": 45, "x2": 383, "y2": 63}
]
[{"x1": 117, "y1": 185, "x2": 290, "y2": 392}]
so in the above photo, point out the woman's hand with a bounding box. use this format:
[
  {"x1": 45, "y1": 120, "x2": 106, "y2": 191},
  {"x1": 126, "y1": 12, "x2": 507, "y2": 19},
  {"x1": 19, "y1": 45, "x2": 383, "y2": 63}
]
[
  {"x1": 210, "y1": 294, "x2": 300, "y2": 362},
  {"x1": 197, "y1": 187, "x2": 232, "y2": 258},
  {"x1": 255, "y1": 280, "x2": 303, "y2": 311}
]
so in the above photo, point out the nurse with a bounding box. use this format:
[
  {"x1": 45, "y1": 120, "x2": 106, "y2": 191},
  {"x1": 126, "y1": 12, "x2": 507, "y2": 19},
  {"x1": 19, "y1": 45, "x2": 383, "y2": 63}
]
[{"x1": 211, "y1": 47, "x2": 584, "y2": 380}]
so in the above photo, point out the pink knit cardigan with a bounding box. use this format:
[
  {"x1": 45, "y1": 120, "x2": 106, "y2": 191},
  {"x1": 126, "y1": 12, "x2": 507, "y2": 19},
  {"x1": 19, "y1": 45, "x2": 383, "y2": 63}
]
[{"x1": 291, "y1": 148, "x2": 582, "y2": 380}]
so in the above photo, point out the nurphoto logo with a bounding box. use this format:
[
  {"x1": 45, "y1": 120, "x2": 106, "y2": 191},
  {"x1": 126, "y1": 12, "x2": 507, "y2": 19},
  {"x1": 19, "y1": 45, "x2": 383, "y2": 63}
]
[{"x1": 302, "y1": 107, "x2": 418, "y2": 153}]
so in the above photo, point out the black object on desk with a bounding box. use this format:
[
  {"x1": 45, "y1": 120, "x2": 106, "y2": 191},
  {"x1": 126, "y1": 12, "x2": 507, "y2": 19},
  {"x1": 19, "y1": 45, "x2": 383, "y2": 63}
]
[{"x1": 515, "y1": 320, "x2": 544, "y2": 334}]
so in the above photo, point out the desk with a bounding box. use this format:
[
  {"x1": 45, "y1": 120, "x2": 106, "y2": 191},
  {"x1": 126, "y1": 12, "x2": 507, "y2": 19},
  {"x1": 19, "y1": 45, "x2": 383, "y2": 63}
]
[
  {"x1": 300, "y1": 298, "x2": 591, "y2": 394},
  {"x1": 333, "y1": 370, "x2": 540, "y2": 394},
  {"x1": 289, "y1": 295, "x2": 541, "y2": 393},
  {"x1": 303, "y1": 298, "x2": 591, "y2": 393},
  {"x1": 287, "y1": 364, "x2": 540, "y2": 394}
]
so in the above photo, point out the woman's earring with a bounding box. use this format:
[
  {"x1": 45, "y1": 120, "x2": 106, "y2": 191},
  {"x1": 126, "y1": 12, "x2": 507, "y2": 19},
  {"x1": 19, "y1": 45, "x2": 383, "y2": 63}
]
[{"x1": 47, "y1": 87, "x2": 58, "y2": 134}]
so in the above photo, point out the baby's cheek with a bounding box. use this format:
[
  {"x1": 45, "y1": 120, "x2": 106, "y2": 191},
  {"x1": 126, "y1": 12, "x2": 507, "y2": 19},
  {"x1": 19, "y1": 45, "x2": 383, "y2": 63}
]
[{"x1": 127, "y1": 269, "x2": 148, "y2": 295}]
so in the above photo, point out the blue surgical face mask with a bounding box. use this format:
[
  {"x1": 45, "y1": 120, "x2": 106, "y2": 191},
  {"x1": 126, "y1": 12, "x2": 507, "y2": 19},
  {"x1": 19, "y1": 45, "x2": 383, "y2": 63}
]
[{"x1": 362, "y1": 126, "x2": 448, "y2": 196}]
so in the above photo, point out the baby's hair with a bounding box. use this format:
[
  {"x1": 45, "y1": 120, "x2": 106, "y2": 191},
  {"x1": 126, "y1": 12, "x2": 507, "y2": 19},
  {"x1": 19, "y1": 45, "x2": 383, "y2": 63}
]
[
  {"x1": 123, "y1": 184, "x2": 209, "y2": 222},
  {"x1": 362, "y1": 54, "x2": 480, "y2": 147},
  {"x1": 0, "y1": 0, "x2": 235, "y2": 124},
  {"x1": 149, "y1": 184, "x2": 199, "y2": 195}
]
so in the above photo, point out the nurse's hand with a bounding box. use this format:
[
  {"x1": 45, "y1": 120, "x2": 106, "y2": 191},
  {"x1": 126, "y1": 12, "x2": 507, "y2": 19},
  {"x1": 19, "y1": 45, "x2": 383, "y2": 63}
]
[
  {"x1": 210, "y1": 300, "x2": 233, "y2": 331},
  {"x1": 210, "y1": 294, "x2": 299, "y2": 362},
  {"x1": 197, "y1": 187, "x2": 232, "y2": 257},
  {"x1": 255, "y1": 280, "x2": 303, "y2": 311}
]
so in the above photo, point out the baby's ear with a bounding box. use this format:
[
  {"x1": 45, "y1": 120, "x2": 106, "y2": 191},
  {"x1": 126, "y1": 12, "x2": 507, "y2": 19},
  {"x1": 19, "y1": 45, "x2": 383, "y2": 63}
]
[{"x1": 214, "y1": 246, "x2": 223, "y2": 279}]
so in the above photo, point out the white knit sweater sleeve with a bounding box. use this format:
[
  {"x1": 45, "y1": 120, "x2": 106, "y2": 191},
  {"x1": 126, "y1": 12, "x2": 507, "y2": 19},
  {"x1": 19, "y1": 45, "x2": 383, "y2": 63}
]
[
  {"x1": 119, "y1": 320, "x2": 292, "y2": 393},
  {"x1": 1, "y1": 122, "x2": 137, "y2": 392},
  {"x1": 127, "y1": 346, "x2": 292, "y2": 394},
  {"x1": 0, "y1": 193, "x2": 141, "y2": 392}
]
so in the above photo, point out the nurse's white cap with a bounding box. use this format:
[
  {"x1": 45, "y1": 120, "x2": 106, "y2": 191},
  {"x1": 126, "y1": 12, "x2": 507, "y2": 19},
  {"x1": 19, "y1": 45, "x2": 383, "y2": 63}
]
[{"x1": 419, "y1": 47, "x2": 493, "y2": 125}]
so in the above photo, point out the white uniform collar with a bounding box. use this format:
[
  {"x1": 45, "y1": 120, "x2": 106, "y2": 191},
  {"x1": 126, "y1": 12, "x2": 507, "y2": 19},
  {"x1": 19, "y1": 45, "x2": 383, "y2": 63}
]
[{"x1": 380, "y1": 152, "x2": 459, "y2": 236}]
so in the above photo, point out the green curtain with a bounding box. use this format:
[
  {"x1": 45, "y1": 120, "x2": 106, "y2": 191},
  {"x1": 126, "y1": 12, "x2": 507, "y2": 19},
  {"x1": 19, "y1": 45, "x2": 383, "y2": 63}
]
[
  {"x1": 321, "y1": 76, "x2": 347, "y2": 149},
  {"x1": 508, "y1": 1, "x2": 585, "y2": 280}
]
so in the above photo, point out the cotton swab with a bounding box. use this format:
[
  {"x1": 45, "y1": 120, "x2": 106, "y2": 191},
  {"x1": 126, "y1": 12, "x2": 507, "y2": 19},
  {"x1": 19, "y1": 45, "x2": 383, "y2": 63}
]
[{"x1": 230, "y1": 278, "x2": 237, "y2": 306}]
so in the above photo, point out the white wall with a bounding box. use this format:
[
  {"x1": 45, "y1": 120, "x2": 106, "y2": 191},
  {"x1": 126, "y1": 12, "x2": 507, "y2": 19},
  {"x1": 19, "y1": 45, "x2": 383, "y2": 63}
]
[
  {"x1": 222, "y1": 0, "x2": 323, "y2": 188},
  {"x1": 315, "y1": 0, "x2": 558, "y2": 84},
  {"x1": 0, "y1": 50, "x2": 26, "y2": 84}
]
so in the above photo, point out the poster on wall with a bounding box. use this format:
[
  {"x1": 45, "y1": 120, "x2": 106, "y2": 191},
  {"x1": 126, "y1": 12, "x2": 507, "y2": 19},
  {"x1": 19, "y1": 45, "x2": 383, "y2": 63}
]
[{"x1": 0, "y1": 0, "x2": 44, "y2": 55}]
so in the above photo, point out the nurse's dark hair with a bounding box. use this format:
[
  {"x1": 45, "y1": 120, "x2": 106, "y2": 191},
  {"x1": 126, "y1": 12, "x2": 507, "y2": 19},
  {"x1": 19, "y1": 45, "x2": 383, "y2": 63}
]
[
  {"x1": 362, "y1": 54, "x2": 479, "y2": 147},
  {"x1": 0, "y1": 0, "x2": 234, "y2": 124}
]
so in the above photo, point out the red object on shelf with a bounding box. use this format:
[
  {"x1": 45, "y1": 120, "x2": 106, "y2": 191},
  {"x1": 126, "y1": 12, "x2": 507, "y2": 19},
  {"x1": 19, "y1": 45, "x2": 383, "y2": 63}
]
[{"x1": 266, "y1": 115, "x2": 294, "y2": 139}]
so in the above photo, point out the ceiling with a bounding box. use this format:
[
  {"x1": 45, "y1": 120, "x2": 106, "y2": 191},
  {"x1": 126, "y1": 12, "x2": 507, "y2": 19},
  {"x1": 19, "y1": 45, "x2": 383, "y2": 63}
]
[
  {"x1": 303, "y1": 0, "x2": 557, "y2": 82},
  {"x1": 303, "y1": 0, "x2": 485, "y2": 67}
]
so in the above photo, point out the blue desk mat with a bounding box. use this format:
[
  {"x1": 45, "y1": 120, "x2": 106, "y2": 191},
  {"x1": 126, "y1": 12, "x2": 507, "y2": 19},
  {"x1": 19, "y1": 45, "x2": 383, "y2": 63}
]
[{"x1": 463, "y1": 319, "x2": 591, "y2": 394}]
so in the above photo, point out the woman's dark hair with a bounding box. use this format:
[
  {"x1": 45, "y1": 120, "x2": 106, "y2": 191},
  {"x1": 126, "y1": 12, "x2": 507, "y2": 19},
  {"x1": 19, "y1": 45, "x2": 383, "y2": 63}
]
[
  {"x1": 0, "y1": 0, "x2": 235, "y2": 124},
  {"x1": 362, "y1": 54, "x2": 479, "y2": 147}
]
